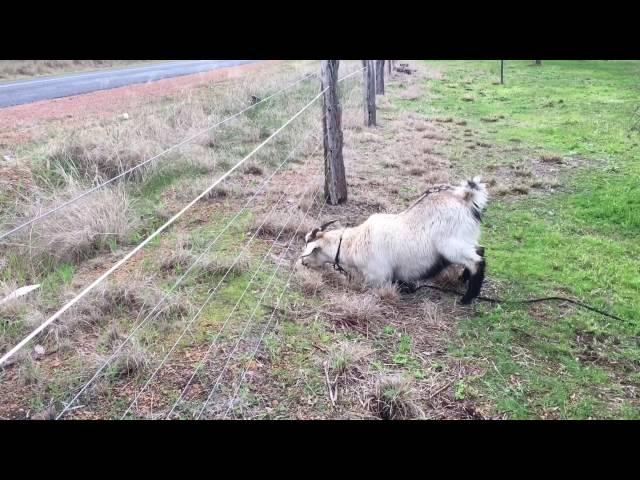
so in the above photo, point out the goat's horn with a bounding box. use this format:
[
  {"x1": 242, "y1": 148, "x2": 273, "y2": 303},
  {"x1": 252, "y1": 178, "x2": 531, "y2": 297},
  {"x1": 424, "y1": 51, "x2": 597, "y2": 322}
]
[
  {"x1": 306, "y1": 227, "x2": 321, "y2": 243},
  {"x1": 320, "y1": 219, "x2": 339, "y2": 231}
]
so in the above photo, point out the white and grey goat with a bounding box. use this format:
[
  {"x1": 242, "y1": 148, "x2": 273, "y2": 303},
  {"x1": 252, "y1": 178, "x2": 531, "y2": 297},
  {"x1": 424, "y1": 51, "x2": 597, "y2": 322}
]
[{"x1": 300, "y1": 176, "x2": 489, "y2": 304}]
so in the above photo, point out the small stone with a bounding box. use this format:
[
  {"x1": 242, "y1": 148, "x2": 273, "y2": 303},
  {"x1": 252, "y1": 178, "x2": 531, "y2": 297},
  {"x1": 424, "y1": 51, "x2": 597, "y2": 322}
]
[{"x1": 34, "y1": 345, "x2": 45, "y2": 358}]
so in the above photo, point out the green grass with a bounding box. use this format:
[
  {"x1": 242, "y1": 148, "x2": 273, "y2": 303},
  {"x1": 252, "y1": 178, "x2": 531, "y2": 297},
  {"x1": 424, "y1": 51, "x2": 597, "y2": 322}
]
[{"x1": 394, "y1": 60, "x2": 640, "y2": 419}]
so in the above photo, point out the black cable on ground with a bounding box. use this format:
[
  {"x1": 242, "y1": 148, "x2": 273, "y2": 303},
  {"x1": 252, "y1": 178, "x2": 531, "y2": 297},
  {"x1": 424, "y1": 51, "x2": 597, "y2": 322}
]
[{"x1": 416, "y1": 284, "x2": 629, "y2": 323}]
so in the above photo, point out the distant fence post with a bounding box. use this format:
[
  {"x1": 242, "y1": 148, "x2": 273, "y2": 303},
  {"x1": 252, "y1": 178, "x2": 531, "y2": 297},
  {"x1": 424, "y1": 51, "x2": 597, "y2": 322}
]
[
  {"x1": 321, "y1": 60, "x2": 347, "y2": 205},
  {"x1": 362, "y1": 60, "x2": 376, "y2": 127},
  {"x1": 535, "y1": 60, "x2": 542, "y2": 65},
  {"x1": 387, "y1": 60, "x2": 392, "y2": 76},
  {"x1": 500, "y1": 60, "x2": 504, "y2": 84},
  {"x1": 375, "y1": 60, "x2": 385, "y2": 95}
]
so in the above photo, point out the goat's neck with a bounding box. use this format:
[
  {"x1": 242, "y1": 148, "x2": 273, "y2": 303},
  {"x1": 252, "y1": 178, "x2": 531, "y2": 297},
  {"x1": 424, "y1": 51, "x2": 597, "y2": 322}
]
[{"x1": 326, "y1": 228, "x2": 356, "y2": 267}]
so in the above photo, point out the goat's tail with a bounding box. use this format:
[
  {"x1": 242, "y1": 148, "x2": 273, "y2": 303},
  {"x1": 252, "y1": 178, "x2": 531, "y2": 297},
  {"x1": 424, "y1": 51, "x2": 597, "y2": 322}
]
[{"x1": 455, "y1": 175, "x2": 489, "y2": 211}]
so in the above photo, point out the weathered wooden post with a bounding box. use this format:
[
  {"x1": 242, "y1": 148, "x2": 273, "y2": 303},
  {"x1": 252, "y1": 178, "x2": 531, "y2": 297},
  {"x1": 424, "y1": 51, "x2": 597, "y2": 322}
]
[
  {"x1": 321, "y1": 60, "x2": 347, "y2": 205},
  {"x1": 375, "y1": 60, "x2": 385, "y2": 95},
  {"x1": 387, "y1": 60, "x2": 392, "y2": 76},
  {"x1": 500, "y1": 60, "x2": 504, "y2": 84},
  {"x1": 362, "y1": 60, "x2": 376, "y2": 127}
]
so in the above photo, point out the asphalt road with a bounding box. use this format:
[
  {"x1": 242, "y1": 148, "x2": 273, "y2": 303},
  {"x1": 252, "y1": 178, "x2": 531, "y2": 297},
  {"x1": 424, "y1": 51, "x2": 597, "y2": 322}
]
[{"x1": 0, "y1": 60, "x2": 259, "y2": 108}]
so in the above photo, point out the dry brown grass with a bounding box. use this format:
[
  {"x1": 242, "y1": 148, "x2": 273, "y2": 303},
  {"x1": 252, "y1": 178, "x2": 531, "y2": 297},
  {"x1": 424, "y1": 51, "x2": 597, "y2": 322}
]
[
  {"x1": 8, "y1": 184, "x2": 135, "y2": 267},
  {"x1": 193, "y1": 254, "x2": 250, "y2": 280},
  {"x1": 328, "y1": 341, "x2": 373, "y2": 376},
  {"x1": 294, "y1": 262, "x2": 323, "y2": 296},
  {"x1": 16, "y1": 353, "x2": 42, "y2": 386},
  {"x1": 540, "y1": 155, "x2": 564, "y2": 164},
  {"x1": 324, "y1": 293, "x2": 385, "y2": 329},
  {"x1": 511, "y1": 185, "x2": 530, "y2": 195},
  {"x1": 366, "y1": 374, "x2": 424, "y2": 420},
  {"x1": 255, "y1": 209, "x2": 315, "y2": 242},
  {"x1": 111, "y1": 338, "x2": 150, "y2": 378},
  {"x1": 423, "y1": 132, "x2": 445, "y2": 141},
  {"x1": 46, "y1": 129, "x2": 163, "y2": 181},
  {"x1": 373, "y1": 283, "x2": 401, "y2": 305},
  {"x1": 44, "y1": 278, "x2": 189, "y2": 348},
  {"x1": 243, "y1": 164, "x2": 264, "y2": 176},
  {"x1": 159, "y1": 250, "x2": 193, "y2": 273},
  {"x1": 297, "y1": 183, "x2": 323, "y2": 212},
  {"x1": 159, "y1": 234, "x2": 249, "y2": 280},
  {"x1": 397, "y1": 83, "x2": 423, "y2": 101},
  {"x1": 173, "y1": 178, "x2": 239, "y2": 204},
  {"x1": 511, "y1": 164, "x2": 533, "y2": 177}
]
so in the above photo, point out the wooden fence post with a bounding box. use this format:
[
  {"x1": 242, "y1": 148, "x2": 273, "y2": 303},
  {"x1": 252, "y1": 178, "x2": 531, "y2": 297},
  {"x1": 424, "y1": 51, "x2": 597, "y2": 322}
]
[
  {"x1": 321, "y1": 60, "x2": 347, "y2": 205},
  {"x1": 362, "y1": 60, "x2": 376, "y2": 127},
  {"x1": 375, "y1": 60, "x2": 385, "y2": 95},
  {"x1": 500, "y1": 60, "x2": 504, "y2": 84},
  {"x1": 387, "y1": 60, "x2": 392, "y2": 76}
]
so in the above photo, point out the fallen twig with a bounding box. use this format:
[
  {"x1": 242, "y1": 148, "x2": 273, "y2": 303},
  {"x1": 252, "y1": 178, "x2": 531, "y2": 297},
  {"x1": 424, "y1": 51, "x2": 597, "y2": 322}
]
[
  {"x1": 428, "y1": 380, "x2": 455, "y2": 400},
  {"x1": 323, "y1": 361, "x2": 337, "y2": 408}
]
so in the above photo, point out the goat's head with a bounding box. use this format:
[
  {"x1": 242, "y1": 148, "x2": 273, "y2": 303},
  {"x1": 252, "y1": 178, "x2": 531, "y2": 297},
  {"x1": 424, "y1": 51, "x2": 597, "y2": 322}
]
[{"x1": 300, "y1": 220, "x2": 339, "y2": 269}]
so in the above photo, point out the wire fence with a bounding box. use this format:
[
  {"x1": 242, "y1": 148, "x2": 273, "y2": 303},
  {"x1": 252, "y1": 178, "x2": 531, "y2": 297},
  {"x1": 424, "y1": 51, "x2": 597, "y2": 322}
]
[{"x1": 0, "y1": 62, "x2": 366, "y2": 420}]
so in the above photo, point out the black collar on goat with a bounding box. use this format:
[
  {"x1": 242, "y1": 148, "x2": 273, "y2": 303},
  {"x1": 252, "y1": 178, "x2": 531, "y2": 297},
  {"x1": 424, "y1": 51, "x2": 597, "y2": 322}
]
[{"x1": 333, "y1": 233, "x2": 347, "y2": 276}]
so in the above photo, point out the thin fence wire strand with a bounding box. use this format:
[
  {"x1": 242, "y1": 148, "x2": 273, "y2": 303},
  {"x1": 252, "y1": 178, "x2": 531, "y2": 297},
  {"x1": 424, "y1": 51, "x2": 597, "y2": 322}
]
[
  {"x1": 3, "y1": 63, "x2": 364, "y2": 420},
  {"x1": 0, "y1": 86, "x2": 327, "y2": 370}
]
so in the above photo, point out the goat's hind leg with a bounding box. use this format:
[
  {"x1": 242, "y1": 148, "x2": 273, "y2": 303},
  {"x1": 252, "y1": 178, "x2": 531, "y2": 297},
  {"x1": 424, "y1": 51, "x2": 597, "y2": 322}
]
[
  {"x1": 441, "y1": 242, "x2": 486, "y2": 305},
  {"x1": 459, "y1": 246, "x2": 485, "y2": 284}
]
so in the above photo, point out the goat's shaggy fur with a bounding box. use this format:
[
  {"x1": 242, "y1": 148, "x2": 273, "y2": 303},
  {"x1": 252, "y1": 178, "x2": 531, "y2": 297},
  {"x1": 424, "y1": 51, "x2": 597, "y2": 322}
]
[{"x1": 300, "y1": 176, "x2": 489, "y2": 304}]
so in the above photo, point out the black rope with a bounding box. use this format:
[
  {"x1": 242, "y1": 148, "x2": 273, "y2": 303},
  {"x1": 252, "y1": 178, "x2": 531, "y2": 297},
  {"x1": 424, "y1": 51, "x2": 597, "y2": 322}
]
[{"x1": 416, "y1": 284, "x2": 630, "y2": 323}]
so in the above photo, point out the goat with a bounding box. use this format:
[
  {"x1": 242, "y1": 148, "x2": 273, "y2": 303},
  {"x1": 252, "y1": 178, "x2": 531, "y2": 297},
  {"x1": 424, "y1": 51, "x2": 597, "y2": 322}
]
[{"x1": 300, "y1": 176, "x2": 489, "y2": 304}]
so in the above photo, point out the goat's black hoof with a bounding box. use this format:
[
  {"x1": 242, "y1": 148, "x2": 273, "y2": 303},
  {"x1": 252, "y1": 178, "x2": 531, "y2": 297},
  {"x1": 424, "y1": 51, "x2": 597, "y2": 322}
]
[{"x1": 460, "y1": 296, "x2": 474, "y2": 305}]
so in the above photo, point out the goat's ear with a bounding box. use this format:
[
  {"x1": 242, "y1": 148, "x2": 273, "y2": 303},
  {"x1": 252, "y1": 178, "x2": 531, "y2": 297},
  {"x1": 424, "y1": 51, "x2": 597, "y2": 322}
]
[{"x1": 319, "y1": 219, "x2": 339, "y2": 231}]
